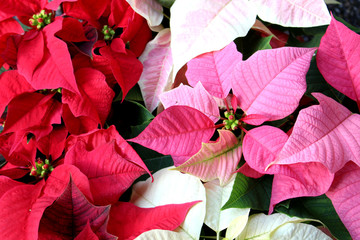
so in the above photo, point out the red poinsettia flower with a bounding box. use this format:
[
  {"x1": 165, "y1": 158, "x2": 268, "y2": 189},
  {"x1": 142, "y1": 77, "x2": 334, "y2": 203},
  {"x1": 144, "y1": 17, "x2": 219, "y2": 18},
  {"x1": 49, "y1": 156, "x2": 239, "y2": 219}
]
[
  {"x1": 0, "y1": 0, "x2": 82, "y2": 94},
  {"x1": 61, "y1": 0, "x2": 152, "y2": 99}
]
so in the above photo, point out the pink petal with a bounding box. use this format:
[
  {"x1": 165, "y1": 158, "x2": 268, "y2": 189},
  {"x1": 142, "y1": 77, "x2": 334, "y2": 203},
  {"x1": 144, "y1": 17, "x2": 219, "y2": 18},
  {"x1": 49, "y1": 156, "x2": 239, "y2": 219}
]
[
  {"x1": 243, "y1": 125, "x2": 334, "y2": 213},
  {"x1": 138, "y1": 28, "x2": 173, "y2": 112},
  {"x1": 240, "y1": 114, "x2": 269, "y2": 126},
  {"x1": 128, "y1": 106, "x2": 215, "y2": 156},
  {"x1": 160, "y1": 82, "x2": 220, "y2": 123},
  {"x1": 272, "y1": 93, "x2": 360, "y2": 173},
  {"x1": 326, "y1": 162, "x2": 360, "y2": 240},
  {"x1": 174, "y1": 130, "x2": 241, "y2": 186},
  {"x1": 317, "y1": 15, "x2": 360, "y2": 108},
  {"x1": 170, "y1": 0, "x2": 257, "y2": 82},
  {"x1": 186, "y1": 42, "x2": 242, "y2": 99},
  {"x1": 232, "y1": 47, "x2": 315, "y2": 121}
]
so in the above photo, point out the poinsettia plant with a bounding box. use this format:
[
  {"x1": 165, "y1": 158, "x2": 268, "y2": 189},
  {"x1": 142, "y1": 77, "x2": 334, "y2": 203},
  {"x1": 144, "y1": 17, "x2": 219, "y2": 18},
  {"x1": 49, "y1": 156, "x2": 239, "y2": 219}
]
[{"x1": 0, "y1": 0, "x2": 359, "y2": 239}]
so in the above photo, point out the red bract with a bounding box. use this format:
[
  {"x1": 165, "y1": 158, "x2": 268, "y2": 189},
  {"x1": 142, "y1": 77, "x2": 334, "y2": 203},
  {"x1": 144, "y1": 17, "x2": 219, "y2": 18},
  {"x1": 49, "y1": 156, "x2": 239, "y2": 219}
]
[
  {"x1": 65, "y1": 125, "x2": 151, "y2": 177},
  {"x1": 62, "y1": 67, "x2": 115, "y2": 129},
  {"x1": 107, "y1": 201, "x2": 200, "y2": 240},
  {"x1": 36, "y1": 125, "x2": 68, "y2": 160},
  {"x1": 0, "y1": 133, "x2": 36, "y2": 167},
  {"x1": 0, "y1": 70, "x2": 34, "y2": 115},
  {"x1": 65, "y1": 140, "x2": 147, "y2": 205},
  {"x1": 38, "y1": 178, "x2": 115, "y2": 240},
  {"x1": 1, "y1": 92, "x2": 62, "y2": 158},
  {"x1": 0, "y1": 179, "x2": 45, "y2": 239},
  {"x1": 0, "y1": 164, "x2": 114, "y2": 239},
  {"x1": 62, "y1": 0, "x2": 110, "y2": 28},
  {"x1": 99, "y1": 38, "x2": 143, "y2": 100},
  {"x1": 0, "y1": 17, "x2": 23, "y2": 36}
]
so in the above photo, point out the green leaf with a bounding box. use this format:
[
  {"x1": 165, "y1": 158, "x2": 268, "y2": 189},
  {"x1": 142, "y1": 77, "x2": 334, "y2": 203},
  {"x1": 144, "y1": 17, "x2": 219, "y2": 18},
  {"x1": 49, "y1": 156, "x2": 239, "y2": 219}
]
[
  {"x1": 221, "y1": 173, "x2": 272, "y2": 211},
  {"x1": 254, "y1": 35, "x2": 272, "y2": 50},
  {"x1": 135, "y1": 155, "x2": 174, "y2": 182},
  {"x1": 129, "y1": 119, "x2": 153, "y2": 139},
  {"x1": 305, "y1": 57, "x2": 345, "y2": 102},
  {"x1": 0, "y1": 67, "x2": 6, "y2": 75},
  {"x1": 275, "y1": 195, "x2": 351, "y2": 240},
  {"x1": 156, "y1": 0, "x2": 175, "y2": 8},
  {"x1": 114, "y1": 84, "x2": 144, "y2": 102},
  {"x1": 108, "y1": 100, "x2": 153, "y2": 139},
  {"x1": 235, "y1": 32, "x2": 272, "y2": 60}
]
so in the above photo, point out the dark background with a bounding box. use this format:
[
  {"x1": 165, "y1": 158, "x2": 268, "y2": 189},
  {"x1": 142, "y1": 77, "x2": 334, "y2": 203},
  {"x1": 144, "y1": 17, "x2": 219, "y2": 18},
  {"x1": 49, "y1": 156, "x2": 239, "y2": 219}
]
[{"x1": 327, "y1": 0, "x2": 360, "y2": 27}]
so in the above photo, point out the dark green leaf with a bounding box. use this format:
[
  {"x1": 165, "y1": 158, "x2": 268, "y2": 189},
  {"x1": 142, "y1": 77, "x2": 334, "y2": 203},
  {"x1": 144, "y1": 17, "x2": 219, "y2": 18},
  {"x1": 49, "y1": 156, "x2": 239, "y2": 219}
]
[
  {"x1": 222, "y1": 173, "x2": 272, "y2": 211},
  {"x1": 129, "y1": 119, "x2": 152, "y2": 139},
  {"x1": 0, "y1": 67, "x2": 6, "y2": 75},
  {"x1": 114, "y1": 84, "x2": 144, "y2": 102},
  {"x1": 275, "y1": 195, "x2": 351, "y2": 240},
  {"x1": 156, "y1": 0, "x2": 175, "y2": 8},
  {"x1": 136, "y1": 155, "x2": 174, "y2": 182},
  {"x1": 254, "y1": 35, "x2": 272, "y2": 51},
  {"x1": 306, "y1": 57, "x2": 345, "y2": 103}
]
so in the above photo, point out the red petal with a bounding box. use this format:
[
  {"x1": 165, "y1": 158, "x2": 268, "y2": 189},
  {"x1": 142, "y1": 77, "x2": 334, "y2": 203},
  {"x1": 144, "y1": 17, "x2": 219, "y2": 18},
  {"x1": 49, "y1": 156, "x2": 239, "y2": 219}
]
[
  {"x1": 62, "y1": 104, "x2": 99, "y2": 135},
  {"x1": 0, "y1": 33, "x2": 20, "y2": 68},
  {"x1": 56, "y1": 17, "x2": 89, "y2": 42},
  {"x1": 65, "y1": 140, "x2": 146, "y2": 205},
  {"x1": 121, "y1": 13, "x2": 152, "y2": 57},
  {"x1": 41, "y1": 17, "x2": 79, "y2": 94},
  {"x1": 17, "y1": 30, "x2": 44, "y2": 82},
  {"x1": 108, "y1": 201, "x2": 200, "y2": 240},
  {"x1": 74, "y1": 222, "x2": 99, "y2": 240},
  {"x1": 37, "y1": 125, "x2": 68, "y2": 160},
  {"x1": 42, "y1": 164, "x2": 93, "y2": 203},
  {"x1": 0, "y1": 162, "x2": 30, "y2": 179},
  {"x1": 100, "y1": 45, "x2": 143, "y2": 100},
  {"x1": 0, "y1": 17, "x2": 23, "y2": 35},
  {"x1": 0, "y1": 70, "x2": 34, "y2": 115},
  {"x1": 0, "y1": 180, "x2": 45, "y2": 240},
  {"x1": 39, "y1": 177, "x2": 114, "y2": 240},
  {"x1": 0, "y1": 0, "x2": 44, "y2": 18},
  {"x1": 65, "y1": 125, "x2": 151, "y2": 178},
  {"x1": 62, "y1": 0, "x2": 110, "y2": 28},
  {"x1": 108, "y1": 0, "x2": 133, "y2": 28},
  {"x1": 62, "y1": 68, "x2": 114, "y2": 125},
  {"x1": 2, "y1": 92, "x2": 62, "y2": 140},
  {"x1": 0, "y1": 133, "x2": 36, "y2": 166},
  {"x1": 0, "y1": 175, "x2": 24, "y2": 198}
]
